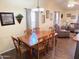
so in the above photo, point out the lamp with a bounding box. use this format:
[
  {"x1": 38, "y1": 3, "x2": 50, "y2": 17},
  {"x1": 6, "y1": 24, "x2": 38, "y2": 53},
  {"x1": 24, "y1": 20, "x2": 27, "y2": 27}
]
[
  {"x1": 67, "y1": 3, "x2": 74, "y2": 8},
  {"x1": 67, "y1": 0, "x2": 75, "y2": 8}
]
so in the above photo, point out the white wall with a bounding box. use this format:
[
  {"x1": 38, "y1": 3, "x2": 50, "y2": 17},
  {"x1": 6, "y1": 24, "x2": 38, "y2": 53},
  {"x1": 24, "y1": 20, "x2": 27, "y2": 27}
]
[
  {"x1": 0, "y1": 0, "x2": 37, "y2": 54},
  {"x1": 0, "y1": 0, "x2": 63, "y2": 54},
  {"x1": 62, "y1": 10, "x2": 79, "y2": 26},
  {"x1": 39, "y1": 0, "x2": 64, "y2": 30}
]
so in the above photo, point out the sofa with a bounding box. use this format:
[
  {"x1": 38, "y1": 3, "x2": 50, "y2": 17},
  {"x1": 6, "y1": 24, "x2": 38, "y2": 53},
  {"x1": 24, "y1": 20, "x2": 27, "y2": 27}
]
[
  {"x1": 54, "y1": 24, "x2": 70, "y2": 38},
  {"x1": 69, "y1": 23, "x2": 79, "y2": 33}
]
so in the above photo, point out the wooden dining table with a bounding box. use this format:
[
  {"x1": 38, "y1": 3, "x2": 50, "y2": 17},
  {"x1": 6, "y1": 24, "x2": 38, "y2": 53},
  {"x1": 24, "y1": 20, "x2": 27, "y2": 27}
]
[{"x1": 19, "y1": 31, "x2": 55, "y2": 59}]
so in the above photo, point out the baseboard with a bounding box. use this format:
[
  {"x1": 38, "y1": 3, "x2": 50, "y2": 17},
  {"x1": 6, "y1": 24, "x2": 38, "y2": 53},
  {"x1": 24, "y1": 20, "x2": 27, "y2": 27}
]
[{"x1": 0, "y1": 47, "x2": 15, "y2": 55}]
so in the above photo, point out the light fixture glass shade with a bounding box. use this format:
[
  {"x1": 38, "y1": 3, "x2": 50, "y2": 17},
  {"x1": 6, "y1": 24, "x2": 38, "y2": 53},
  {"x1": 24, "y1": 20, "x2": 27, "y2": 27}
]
[
  {"x1": 67, "y1": 3, "x2": 74, "y2": 7},
  {"x1": 67, "y1": 0, "x2": 75, "y2": 8}
]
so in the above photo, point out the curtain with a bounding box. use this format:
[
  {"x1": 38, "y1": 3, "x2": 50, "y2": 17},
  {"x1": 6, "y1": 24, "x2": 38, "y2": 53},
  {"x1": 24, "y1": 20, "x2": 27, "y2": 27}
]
[
  {"x1": 26, "y1": 8, "x2": 31, "y2": 29},
  {"x1": 25, "y1": 8, "x2": 39, "y2": 29},
  {"x1": 54, "y1": 11, "x2": 61, "y2": 26},
  {"x1": 35, "y1": 11, "x2": 39, "y2": 27}
]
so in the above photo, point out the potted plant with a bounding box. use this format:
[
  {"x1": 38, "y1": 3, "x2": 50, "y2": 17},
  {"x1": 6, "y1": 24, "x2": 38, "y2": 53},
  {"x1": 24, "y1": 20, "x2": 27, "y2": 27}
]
[{"x1": 16, "y1": 14, "x2": 23, "y2": 24}]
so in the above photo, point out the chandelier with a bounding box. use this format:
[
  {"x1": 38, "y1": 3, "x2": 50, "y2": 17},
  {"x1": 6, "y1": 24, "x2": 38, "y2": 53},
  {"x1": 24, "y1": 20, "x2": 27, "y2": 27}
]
[{"x1": 67, "y1": 0, "x2": 75, "y2": 8}]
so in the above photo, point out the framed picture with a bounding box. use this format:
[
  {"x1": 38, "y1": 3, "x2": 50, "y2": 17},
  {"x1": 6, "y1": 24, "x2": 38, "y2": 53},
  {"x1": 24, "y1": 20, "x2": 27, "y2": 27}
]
[
  {"x1": 66, "y1": 13, "x2": 71, "y2": 17},
  {"x1": 61, "y1": 14, "x2": 63, "y2": 18},
  {"x1": 0, "y1": 12, "x2": 15, "y2": 26},
  {"x1": 71, "y1": 15, "x2": 76, "y2": 19}
]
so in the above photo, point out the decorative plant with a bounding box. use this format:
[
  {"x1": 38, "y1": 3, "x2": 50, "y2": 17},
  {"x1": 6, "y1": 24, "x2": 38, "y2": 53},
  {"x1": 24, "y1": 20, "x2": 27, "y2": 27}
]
[{"x1": 16, "y1": 14, "x2": 23, "y2": 24}]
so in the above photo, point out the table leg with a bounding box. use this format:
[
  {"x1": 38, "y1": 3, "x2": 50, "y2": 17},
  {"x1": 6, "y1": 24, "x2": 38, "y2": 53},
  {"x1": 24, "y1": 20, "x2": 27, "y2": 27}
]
[{"x1": 29, "y1": 48, "x2": 33, "y2": 59}]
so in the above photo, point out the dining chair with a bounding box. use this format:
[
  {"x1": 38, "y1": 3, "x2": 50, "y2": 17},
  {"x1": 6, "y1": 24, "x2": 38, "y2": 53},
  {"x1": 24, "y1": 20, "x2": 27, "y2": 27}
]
[
  {"x1": 46, "y1": 32, "x2": 54, "y2": 51},
  {"x1": 32, "y1": 36, "x2": 48, "y2": 59},
  {"x1": 24, "y1": 28, "x2": 32, "y2": 34},
  {"x1": 12, "y1": 36, "x2": 30, "y2": 59},
  {"x1": 33, "y1": 27, "x2": 40, "y2": 32},
  {"x1": 48, "y1": 32, "x2": 54, "y2": 50},
  {"x1": 49, "y1": 27, "x2": 55, "y2": 32},
  {"x1": 12, "y1": 36, "x2": 22, "y2": 59}
]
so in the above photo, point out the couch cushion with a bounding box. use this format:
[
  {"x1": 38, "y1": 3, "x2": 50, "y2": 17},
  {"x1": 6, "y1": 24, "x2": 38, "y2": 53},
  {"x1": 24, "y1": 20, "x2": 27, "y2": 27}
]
[
  {"x1": 75, "y1": 23, "x2": 79, "y2": 29},
  {"x1": 54, "y1": 24, "x2": 61, "y2": 32}
]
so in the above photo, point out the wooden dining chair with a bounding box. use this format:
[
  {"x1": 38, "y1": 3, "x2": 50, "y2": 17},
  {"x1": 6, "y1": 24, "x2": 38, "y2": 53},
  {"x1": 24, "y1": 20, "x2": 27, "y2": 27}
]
[
  {"x1": 12, "y1": 36, "x2": 30, "y2": 59},
  {"x1": 32, "y1": 36, "x2": 48, "y2": 59},
  {"x1": 48, "y1": 32, "x2": 54, "y2": 50},
  {"x1": 33, "y1": 27, "x2": 40, "y2": 32},
  {"x1": 24, "y1": 28, "x2": 32, "y2": 34},
  {"x1": 49, "y1": 27, "x2": 55, "y2": 33},
  {"x1": 12, "y1": 36, "x2": 22, "y2": 59}
]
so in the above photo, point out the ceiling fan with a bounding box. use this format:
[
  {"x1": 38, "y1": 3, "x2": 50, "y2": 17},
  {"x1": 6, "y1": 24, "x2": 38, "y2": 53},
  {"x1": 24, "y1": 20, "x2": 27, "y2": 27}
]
[{"x1": 68, "y1": 0, "x2": 79, "y2": 7}]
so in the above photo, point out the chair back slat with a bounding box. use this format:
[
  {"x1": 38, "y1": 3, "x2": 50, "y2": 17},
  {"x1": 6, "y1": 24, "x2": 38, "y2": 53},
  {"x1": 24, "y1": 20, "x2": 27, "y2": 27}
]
[
  {"x1": 37, "y1": 36, "x2": 48, "y2": 50},
  {"x1": 49, "y1": 27, "x2": 55, "y2": 33},
  {"x1": 17, "y1": 37, "x2": 30, "y2": 50},
  {"x1": 49, "y1": 33, "x2": 54, "y2": 38},
  {"x1": 12, "y1": 36, "x2": 30, "y2": 59},
  {"x1": 11, "y1": 36, "x2": 20, "y2": 53}
]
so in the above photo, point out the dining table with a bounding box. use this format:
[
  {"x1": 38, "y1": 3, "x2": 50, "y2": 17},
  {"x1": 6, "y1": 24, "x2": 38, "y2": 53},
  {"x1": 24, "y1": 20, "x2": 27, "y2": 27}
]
[{"x1": 19, "y1": 30, "x2": 55, "y2": 59}]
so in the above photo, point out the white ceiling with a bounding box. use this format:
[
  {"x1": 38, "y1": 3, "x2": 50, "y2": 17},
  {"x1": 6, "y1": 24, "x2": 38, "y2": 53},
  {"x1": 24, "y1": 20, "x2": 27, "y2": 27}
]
[{"x1": 54, "y1": 0, "x2": 79, "y2": 10}]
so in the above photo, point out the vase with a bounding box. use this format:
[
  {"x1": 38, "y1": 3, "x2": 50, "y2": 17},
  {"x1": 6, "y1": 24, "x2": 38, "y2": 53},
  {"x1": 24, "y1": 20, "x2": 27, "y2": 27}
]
[{"x1": 17, "y1": 19, "x2": 22, "y2": 24}]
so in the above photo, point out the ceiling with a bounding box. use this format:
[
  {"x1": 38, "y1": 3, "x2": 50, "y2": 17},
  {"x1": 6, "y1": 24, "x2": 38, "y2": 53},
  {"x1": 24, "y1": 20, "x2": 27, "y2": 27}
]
[{"x1": 54, "y1": 0, "x2": 79, "y2": 10}]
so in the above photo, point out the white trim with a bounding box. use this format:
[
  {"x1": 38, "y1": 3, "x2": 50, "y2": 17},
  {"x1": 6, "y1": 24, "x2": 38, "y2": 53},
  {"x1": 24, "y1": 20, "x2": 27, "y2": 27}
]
[{"x1": 0, "y1": 47, "x2": 15, "y2": 54}]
